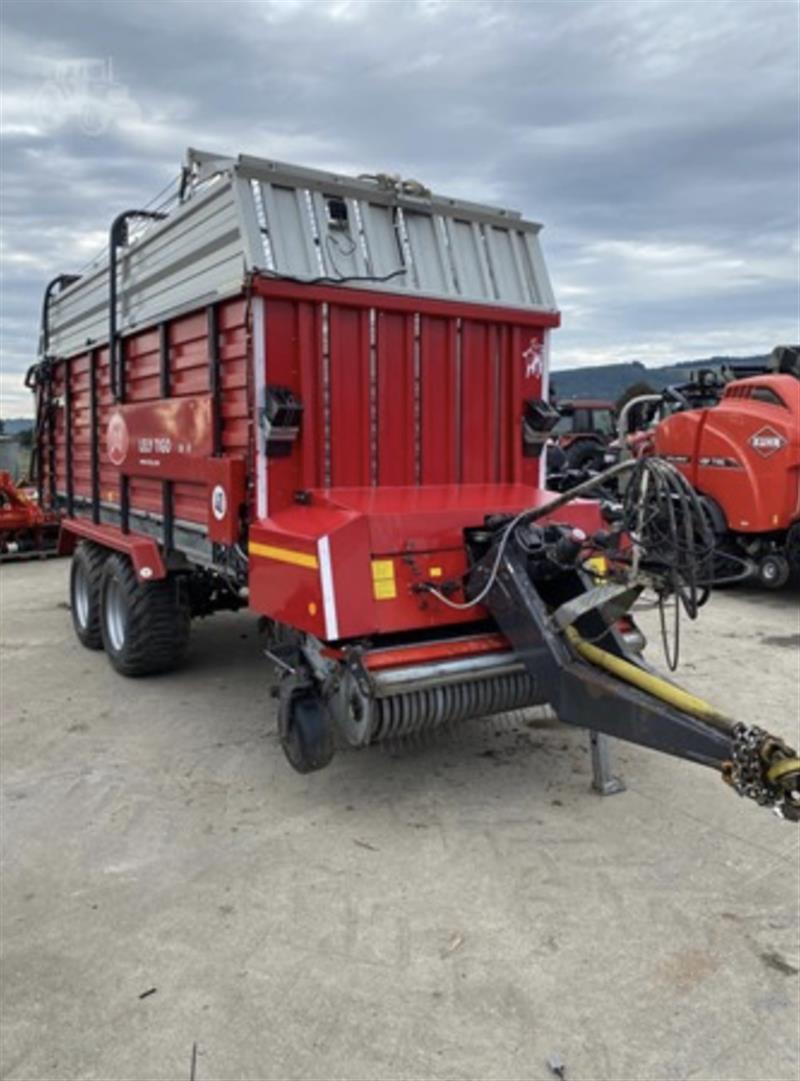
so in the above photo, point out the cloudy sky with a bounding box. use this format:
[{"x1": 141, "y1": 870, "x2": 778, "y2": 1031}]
[{"x1": 1, "y1": 0, "x2": 798, "y2": 415}]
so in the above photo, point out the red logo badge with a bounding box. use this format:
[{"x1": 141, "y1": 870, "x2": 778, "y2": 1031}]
[
  {"x1": 748, "y1": 426, "x2": 786, "y2": 458},
  {"x1": 106, "y1": 411, "x2": 129, "y2": 466}
]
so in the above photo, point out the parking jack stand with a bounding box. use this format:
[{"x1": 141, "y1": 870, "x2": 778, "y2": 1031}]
[{"x1": 590, "y1": 731, "x2": 626, "y2": 795}]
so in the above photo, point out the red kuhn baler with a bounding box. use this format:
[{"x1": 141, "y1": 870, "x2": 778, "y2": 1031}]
[
  {"x1": 30, "y1": 148, "x2": 799, "y2": 818},
  {"x1": 653, "y1": 354, "x2": 800, "y2": 589}
]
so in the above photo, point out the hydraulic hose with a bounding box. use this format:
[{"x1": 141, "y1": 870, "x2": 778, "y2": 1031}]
[
  {"x1": 565, "y1": 626, "x2": 800, "y2": 818},
  {"x1": 564, "y1": 625, "x2": 733, "y2": 733}
]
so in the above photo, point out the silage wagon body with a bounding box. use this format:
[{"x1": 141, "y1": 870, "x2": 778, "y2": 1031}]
[
  {"x1": 36, "y1": 149, "x2": 583, "y2": 643},
  {"x1": 29, "y1": 148, "x2": 799, "y2": 817}
]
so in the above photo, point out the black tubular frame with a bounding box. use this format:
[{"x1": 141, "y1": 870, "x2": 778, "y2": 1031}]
[
  {"x1": 120, "y1": 476, "x2": 130, "y2": 534},
  {"x1": 47, "y1": 375, "x2": 57, "y2": 510},
  {"x1": 64, "y1": 357, "x2": 74, "y2": 516},
  {"x1": 479, "y1": 539, "x2": 733, "y2": 770},
  {"x1": 109, "y1": 210, "x2": 166, "y2": 404},
  {"x1": 39, "y1": 273, "x2": 80, "y2": 360},
  {"x1": 90, "y1": 349, "x2": 100, "y2": 524},
  {"x1": 26, "y1": 275, "x2": 80, "y2": 508},
  {"x1": 159, "y1": 321, "x2": 174, "y2": 553},
  {"x1": 108, "y1": 210, "x2": 166, "y2": 533}
]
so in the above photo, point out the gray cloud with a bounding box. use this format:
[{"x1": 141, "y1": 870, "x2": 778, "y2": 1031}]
[{"x1": 1, "y1": 0, "x2": 798, "y2": 413}]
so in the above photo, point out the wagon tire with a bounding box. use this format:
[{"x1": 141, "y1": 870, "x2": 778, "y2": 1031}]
[
  {"x1": 69, "y1": 542, "x2": 108, "y2": 650},
  {"x1": 100, "y1": 553, "x2": 190, "y2": 677}
]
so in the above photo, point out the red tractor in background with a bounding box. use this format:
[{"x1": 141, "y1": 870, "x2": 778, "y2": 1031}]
[
  {"x1": 552, "y1": 398, "x2": 616, "y2": 471},
  {"x1": 623, "y1": 347, "x2": 800, "y2": 588}
]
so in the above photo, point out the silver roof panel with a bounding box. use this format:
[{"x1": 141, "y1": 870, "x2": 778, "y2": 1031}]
[{"x1": 45, "y1": 148, "x2": 557, "y2": 359}]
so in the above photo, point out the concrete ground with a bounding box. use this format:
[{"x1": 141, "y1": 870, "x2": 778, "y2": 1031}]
[{"x1": 1, "y1": 559, "x2": 798, "y2": 1081}]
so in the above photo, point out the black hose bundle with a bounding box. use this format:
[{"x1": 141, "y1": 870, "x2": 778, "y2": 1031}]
[
  {"x1": 620, "y1": 458, "x2": 717, "y2": 668},
  {"x1": 427, "y1": 456, "x2": 742, "y2": 670}
]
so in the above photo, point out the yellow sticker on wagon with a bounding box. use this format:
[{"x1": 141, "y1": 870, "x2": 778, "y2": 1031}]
[{"x1": 371, "y1": 559, "x2": 397, "y2": 600}]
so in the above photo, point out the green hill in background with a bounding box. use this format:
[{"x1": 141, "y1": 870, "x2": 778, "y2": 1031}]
[
  {"x1": 1, "y1": 418, "x2": 35, "y2": 435},
  {"x1": 551, "y1": 355, "x2": 770, "y2": 401}
]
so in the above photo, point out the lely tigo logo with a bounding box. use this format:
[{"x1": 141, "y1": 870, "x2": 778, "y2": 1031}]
[{"x1": 106, "y1": 411, "x2": 129, "y2": 467}]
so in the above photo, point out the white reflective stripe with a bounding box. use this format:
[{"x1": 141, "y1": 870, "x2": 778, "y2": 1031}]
[
  {"x1": 539, "y1": 329, "x2": 551, "y2": 489},
  {"x1": 317, "y1": 535, "x2": 339, "y2": 641},
  {"x1": 252, "y1": 296, "x2": 267, "y2": 517}
]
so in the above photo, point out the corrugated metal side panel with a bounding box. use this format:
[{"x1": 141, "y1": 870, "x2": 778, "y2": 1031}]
[
  {"x1": 49, "y1": 364, "x2": 67, "y2": 503},
  {"x1": 360, "y1": 202, "x2": 406, "y2": 283},
  {"x1": 262, "y1": 299, "x2": 311, "y2": 510},
  {"x1": 511, "y1": 324, "x2": 541, "y2": 488},
  {"x1": 296, "y1": 301, "x2": 325, "y2": 492},
  {"x1": 46, "y1": 181, "x2": 246, "y2": 359},
  {"x1": 126, "y1": 328, "x2": 161, "y2": 402},
  {"x1": 461, "y1": 321, "x2": 495, "y2": 483},
  {"x1": 376, "y1": 311, "x2": 415, "y2": 485},
  {"x1": 419, "y1": 316, "x2": 458, "y2": 485},
  {"x1": 240, "y1": 164, "x2": 555, "y2": 312},
  {"x1": 253, "y1": 288, "x2": 547, "y2": 513},
  {"x1": 328, "y1": 306, "x2": 371, "y2": 487},
  {"x1": 49, "y1": 267, "x2": 107, "y2": 361},
  {"x1": 41, "y1": 296, "x2": 250, "y2": 535},
  {"x1": 71, "y1": 355, "x2": 92, "y2": 501},
  {"x1": 218, "y1": 299, "x2": 250, "y2": 459},
  {"x1": 95, "y1": 345, "x2": 119, "y2": 510},
  {"x1": 126, "y1": 329, "x2": 162, "y2": 516}
]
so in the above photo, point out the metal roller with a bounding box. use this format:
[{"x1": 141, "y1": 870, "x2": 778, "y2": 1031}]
[
  {"x1": 370, "y1": 669, "x2": 543, "y2": 743},
  {"x1": 331, "y1": 650, "x2": 545, "y2": 747}
]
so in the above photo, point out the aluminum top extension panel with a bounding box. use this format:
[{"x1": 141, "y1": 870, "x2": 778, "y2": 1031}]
[{"x1": 43, "y1": 148, "x2": 557, "y2": 359}]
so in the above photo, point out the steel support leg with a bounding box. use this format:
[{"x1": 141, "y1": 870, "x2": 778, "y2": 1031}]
[{"x1": 590, "y1": 730, "x2": 625, "y2": 795}]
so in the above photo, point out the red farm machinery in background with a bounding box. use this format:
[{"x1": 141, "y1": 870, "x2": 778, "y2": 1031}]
[
  {"x1": 0, "y1": 470, "x2": 60, "y2": 560},
  {"x1": 28, "y1": 148, "x2": 799, "y2": 820},
  {"x1": 614, "y1": 348, "x2": 800, "y2": 589},
  {"x1": 654, "y1": 352, "x2": 800, "y2": 589}
]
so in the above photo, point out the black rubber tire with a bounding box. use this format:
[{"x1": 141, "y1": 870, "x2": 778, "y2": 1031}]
[
  {"x1": 278, "y1": 681, "x2": 335, "y2": 773},
  {"x1": 565, "y1": 439, "x2": 605, "y2": 472},
  {"x1": 69, "y1": 542, "x2": 108, "y2": 650},
  {"x1": 99, "y1": 553, "x2": 190, "y2": 677},
  {"x1": 757, "y1": 553, "x2": 790, "y2": 590}
]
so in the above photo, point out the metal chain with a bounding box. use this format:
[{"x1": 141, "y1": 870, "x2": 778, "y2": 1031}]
[{"x1": 729, "y1": 723, "x2": 789, "y2": 813}]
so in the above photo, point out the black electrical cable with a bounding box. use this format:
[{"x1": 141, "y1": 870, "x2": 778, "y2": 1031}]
[
  {"x1": 257, "y1": 266, "x2": 408, "y2": 287},
  {"x1": 618, "y1": 457, "x2": 718, "y2": 668},
  {"x1": 425, "y1": 456, "x2": 725, "y2": 670}
]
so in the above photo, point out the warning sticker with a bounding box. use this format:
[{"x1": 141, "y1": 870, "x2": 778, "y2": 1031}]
[{"x1": 371, "y1": 559, "x2": 397, "y2": 601}]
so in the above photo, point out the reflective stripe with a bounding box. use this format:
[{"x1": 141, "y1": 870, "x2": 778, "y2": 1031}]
[
  {"x1": 249, "y1": 542, "x2": 318, "y2": 569},
  {"x1": 317, "y1": 535, "x2": 339, "y2": 640}
]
